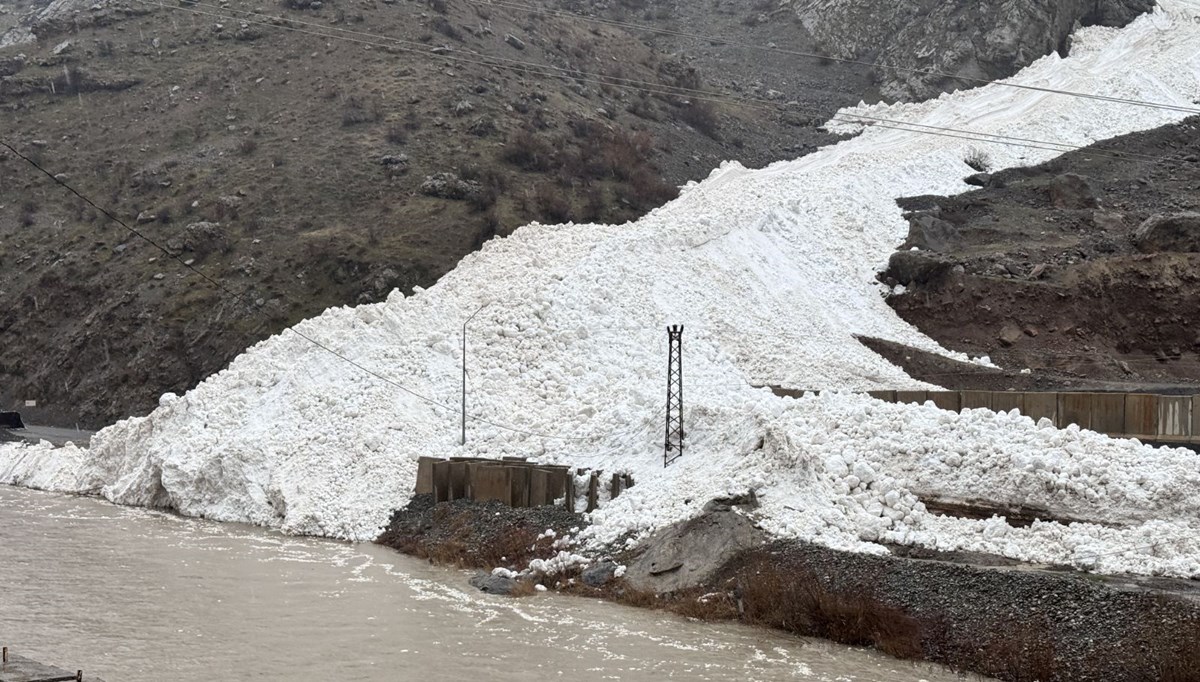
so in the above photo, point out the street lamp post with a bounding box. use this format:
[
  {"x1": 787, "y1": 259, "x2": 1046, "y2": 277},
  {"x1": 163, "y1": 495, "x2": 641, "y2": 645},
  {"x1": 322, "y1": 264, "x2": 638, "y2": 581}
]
[{"x1": 462, "y1": 301, "x2": 492, "y2": 445}]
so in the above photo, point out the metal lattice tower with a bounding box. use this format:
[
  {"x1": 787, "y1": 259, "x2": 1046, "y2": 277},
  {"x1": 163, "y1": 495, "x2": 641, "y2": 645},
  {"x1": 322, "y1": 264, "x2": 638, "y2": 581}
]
[{"x1": 664, "y1": 325, "x2": 684, "y2": 467}]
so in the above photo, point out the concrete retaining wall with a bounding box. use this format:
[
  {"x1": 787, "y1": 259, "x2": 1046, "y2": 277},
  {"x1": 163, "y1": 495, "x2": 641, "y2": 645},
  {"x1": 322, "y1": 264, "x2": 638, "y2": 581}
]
[
  {"x1": 861, "y1": 390, "x2": 1198, "y2": 443},
  {"x1": 416, "y1": 457, "x2": 633, "y2": 511}
]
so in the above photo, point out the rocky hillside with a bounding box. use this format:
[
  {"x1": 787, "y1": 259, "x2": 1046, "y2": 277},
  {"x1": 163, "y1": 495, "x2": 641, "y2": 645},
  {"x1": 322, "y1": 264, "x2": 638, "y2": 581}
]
[
  {"x1": 786, "y1": 0, "x2": 1155, "y2": 100},
  {"x1": 884, "y1": 116, "x2": 1200, "y2": 389},
  {"x1": 0, "y1": 0, "x2": 1156, "y2": 426}
]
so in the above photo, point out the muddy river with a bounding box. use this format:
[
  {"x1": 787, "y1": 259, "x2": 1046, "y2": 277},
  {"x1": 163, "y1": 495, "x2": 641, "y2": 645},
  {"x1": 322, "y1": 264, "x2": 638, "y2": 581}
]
[{"x1": 0, "y1": 486, "x2": 973, "y2": 681}]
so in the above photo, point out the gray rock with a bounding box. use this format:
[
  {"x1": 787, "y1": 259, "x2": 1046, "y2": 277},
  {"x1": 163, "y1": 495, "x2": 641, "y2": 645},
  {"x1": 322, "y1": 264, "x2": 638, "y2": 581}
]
[
  {"x1": 1132, "y1": 212, "x2": 1200, "y2": 253},
  {"x1": 623, "y1": 510, "x2": 766, "y2": 594},
  {"x1": 1049, "y1": 173, "x2": 1099, "y2": 209},
  {"x1": 420, "y1": 172, "x2": 481, "y2": 201},
  {"x1": 884, "y1": 250, "x2": 955, "y2": 286},
  {"x1": 469, "y1": 572, "x2": 520, "y2": 595},
  {"x1": 998, "y1": 323, "x2": 1023, "y2": 347},
  {"x1": 1092, "y1": 210, "x2": 1126, "y2": 232},
  {"x1": 135, "y1": 210, "x2": 156, "y2": 224},
  {"x1": 905, "y1": 215, "x2": 960, "y2": 252},
  {"x1": 183, "y1": 221, "x2": 227, "y2": 253},
  {"x1": 380, "y1": 154, "x2": 409, "y2": 166},
  {"x1": 504, "y1": 33, "x2": 526, "y2": 50},
  {"x1": 964, "y1": 172, "x2": 991, "y2": 187},
  {"x1": 581, "y1": 561, "x2": 618, "y2": 587},
  {"x1": 452, "y1": 99, "x2": 474, "y2": 116},
  {"x1": 467, "y1": 117, "x2": 496, "y2": 137}
]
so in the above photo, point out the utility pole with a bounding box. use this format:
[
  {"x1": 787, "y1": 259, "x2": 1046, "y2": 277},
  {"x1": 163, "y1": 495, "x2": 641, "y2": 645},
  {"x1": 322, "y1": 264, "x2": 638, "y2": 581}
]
[
  {"x1": 665, "y1": 325, "x2": 684, "y2": 467},
  {"x1": 462, "y1": 301, "x2": 492, "y2": 445}
]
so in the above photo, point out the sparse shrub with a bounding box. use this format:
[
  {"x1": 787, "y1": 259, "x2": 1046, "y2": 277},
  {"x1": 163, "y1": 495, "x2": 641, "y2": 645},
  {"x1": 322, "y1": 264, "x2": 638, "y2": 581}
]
[
  {"x1": 502, "y1": 130, "x2": 555, "y2": 171},
  {"x1": 237, "y1": 138, "x2": 258, "y2": 156},
  {"x1": 432, "y1": 16, "x2": 462, "y2": 41},
  {"x1": 341, "y1": 95, "x2": 382, "y2": 126},
  {"x1": 964, "y1": 147, "x2": 992, "y2": 172},
  {"x1": 738, "y1": 555, "x2": 922, "y2": 661},
  {"x1": 627, "y1": 95, "x2": 659, "y2": 121},
  {"x1": 156, "y1": 206, "x2": 172, "y2": 223},
  {"x1": 620, "y1": 168, "x2": 678, "y2": 207},
  {"x1": 468, "y1": 168, "x2": 505, "y2": 212},
  {"x1": 385, "y1": 124, "x2": 407, "y2": 144},
  {"x1": 428, "y1": 0, "x2": 448, "y2": 13},
  {"x1": 534, "y1": 183, "x2": 573, "y2": 223},
  {"x1": 472, "y1": 210, "x2": 499, "y2": 249},
  {"x1": 678, "y1": 100, "x2": 720, "y2": 138}
]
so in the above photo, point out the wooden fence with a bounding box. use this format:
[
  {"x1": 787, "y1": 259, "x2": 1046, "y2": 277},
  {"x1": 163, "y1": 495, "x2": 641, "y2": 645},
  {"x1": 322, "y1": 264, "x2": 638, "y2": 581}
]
[{"x1": 415, "y1": 457, "x2": 634, "y2": 512}]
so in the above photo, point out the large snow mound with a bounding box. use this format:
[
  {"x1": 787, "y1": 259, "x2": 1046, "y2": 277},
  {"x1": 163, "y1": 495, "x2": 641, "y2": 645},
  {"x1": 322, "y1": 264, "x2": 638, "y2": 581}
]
[{"x1": 4, "y1": 2, "x2": 1200, "y2": 577}]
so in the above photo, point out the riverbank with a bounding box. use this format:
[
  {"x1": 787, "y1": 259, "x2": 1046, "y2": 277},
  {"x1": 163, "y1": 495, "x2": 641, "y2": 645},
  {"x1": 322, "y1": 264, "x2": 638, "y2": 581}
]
[{"x1": 377, "y1": 496, "x2": 1200, "y2": 682}]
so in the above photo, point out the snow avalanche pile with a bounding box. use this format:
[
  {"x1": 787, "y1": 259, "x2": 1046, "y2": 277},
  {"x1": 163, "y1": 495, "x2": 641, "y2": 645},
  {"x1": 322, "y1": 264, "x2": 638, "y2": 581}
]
[{"x1": 4, "y1": 2, "x2": 1200, "y2": 577}]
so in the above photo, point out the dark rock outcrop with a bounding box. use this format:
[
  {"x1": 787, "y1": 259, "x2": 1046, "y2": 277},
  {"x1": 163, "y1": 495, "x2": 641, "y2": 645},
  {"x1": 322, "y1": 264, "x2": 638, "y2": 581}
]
[{"x1": 788, "y1": 0, "x2": 1154, "y2": 100}]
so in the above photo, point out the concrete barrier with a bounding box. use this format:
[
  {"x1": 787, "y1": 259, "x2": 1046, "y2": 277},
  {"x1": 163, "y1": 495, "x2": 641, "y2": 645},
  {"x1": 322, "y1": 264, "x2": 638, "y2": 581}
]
[
  {"x1": 960, "y1": 391, "x2": 992, "y2": 411},
  {"x1": 1124, "y1": 394, "x2": 1158, "y2": 440},
  {"x1": 855, "y1": 388, "x2": 1199, "y2": 444},
  {"x1": 416, "y1": 457, "x2": 438, "y2": 495},
  {"x1": 1025, "y1": 393, "x2": 1059, "y2": 423},
  {"x1": 1092, "y1": 393, "x2": 1126, "y2": 434},
  {"x1": 895, "y1": 390, "x2": 928, "y2": 405},
  {"x1": 1159, "y1": 396, "x2": 1192, "y2": 442},
  {"x1": 991, "y1": 392, "x2": 1024, "y2": 414},
  {"x1": 431, "y1": 461, "x2": 452, "y2": 503},
  {"x1": 928, "y1": 391, "x2": 960, "y2": 412},
  {"x1": 471, "y1": 464, "x2": 512, "y2": 505},
  {"x1": 420, "y1": 459, "x2": 622, "y2": 510}
]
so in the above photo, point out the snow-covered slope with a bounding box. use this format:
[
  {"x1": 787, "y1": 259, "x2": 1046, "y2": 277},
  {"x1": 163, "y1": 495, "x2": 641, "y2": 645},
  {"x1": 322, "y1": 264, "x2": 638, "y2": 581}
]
[{"x1": 4, "y1": 2, "x2": 1200, "y2": 577}]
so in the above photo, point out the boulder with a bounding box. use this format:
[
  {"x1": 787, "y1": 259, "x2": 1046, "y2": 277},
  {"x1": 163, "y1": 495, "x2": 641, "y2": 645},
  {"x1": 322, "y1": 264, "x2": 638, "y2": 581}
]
[
  {"x1": 998, "y1": 323, "x2": 1023, "y2": 347},
  {"x1": 623, "y1": 510, "x2": 766, "y2": 594},
  {"x1": 904, "y1": 214, "x2": 960, "y2": 252},
  {"x1": 580, "y1": 561, "x2": 618, "y2": 587},
  {"x1": 504, "y1": 33, "x2": 526, "y2": 50},
  {"x1": 964, "y1": 172, "x2": 991, "y2": 187},
  {"x1": 1049, "y1": 173, "x2": 1099, "y2": 209},
  {"x1": 469, "y1": 573, "x2": 520, "y2": 595},
  {"x1": 884, "y1": 249, "x2": 955, "y2": 286},
  {"x1": 1132, "y1": 213, "x2": 1200, "y2": 253}
]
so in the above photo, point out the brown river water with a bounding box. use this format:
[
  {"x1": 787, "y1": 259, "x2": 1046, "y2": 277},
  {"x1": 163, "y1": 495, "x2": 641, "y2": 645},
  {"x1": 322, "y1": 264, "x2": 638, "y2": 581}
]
[{"x1": 0, "y1": 486, "x2": 975, "y2": 681}]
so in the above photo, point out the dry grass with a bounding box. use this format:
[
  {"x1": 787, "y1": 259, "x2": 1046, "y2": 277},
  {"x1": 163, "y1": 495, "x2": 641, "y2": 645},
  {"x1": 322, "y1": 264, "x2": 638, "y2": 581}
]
[{"x1": 736, "y1": 556, "x2": 922, "y2": 660}]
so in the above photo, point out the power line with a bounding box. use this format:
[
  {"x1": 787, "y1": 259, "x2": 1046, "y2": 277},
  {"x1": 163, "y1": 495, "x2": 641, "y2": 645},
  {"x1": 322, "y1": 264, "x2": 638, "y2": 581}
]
[
  {"x1": 130, "y1": 0, "x2": 1186, "y2": 166},
  {"x1": 0, "y1": 139, "x2": 595, "y2": 442}
]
